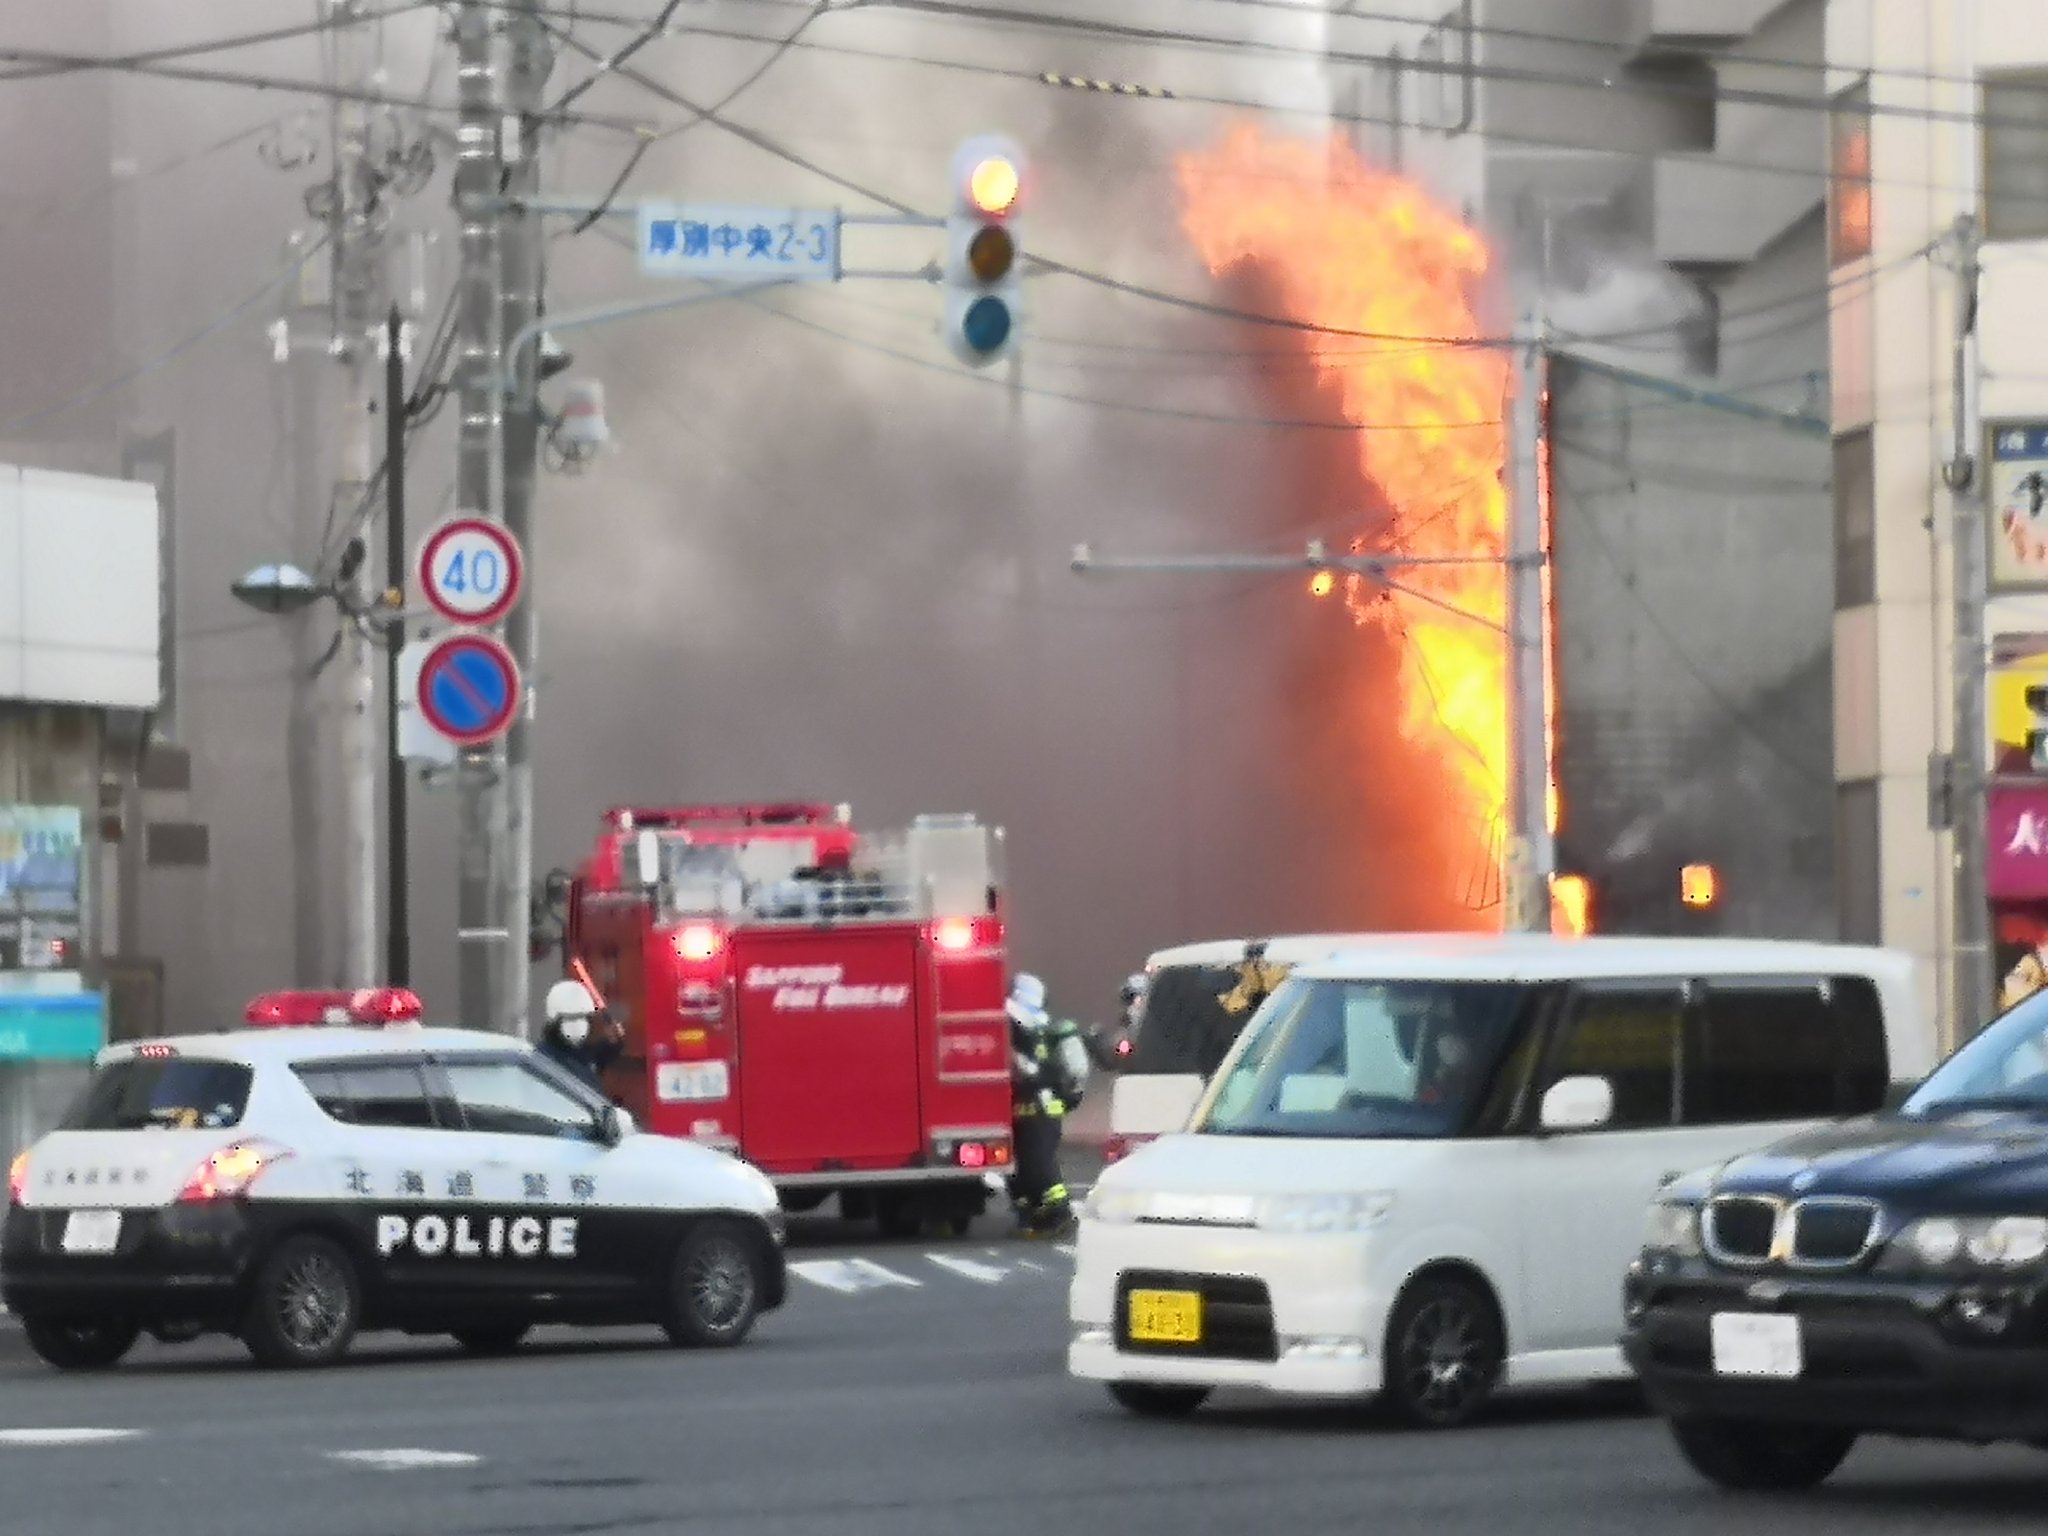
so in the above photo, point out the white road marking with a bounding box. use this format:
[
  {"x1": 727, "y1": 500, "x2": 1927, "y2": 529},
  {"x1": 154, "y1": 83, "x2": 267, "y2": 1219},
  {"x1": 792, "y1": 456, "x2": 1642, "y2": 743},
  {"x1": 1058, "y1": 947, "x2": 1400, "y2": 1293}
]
[
  {"x1": 1015, "y1": 1258, "x2": 1048, "y2": 1273},
  {"x1": 789, "y1": 1257, "x2": 922, "y2": 1294},
  {"x1": 924, "y1": 1252, "x2": 1009, "y2": 1284},
  {"x1": 328, "y1": 1448, "x2": 481, "y2": 1470},
  {"x1": 0, "y1": 1429, "x2": 142, "y2": 1447}
]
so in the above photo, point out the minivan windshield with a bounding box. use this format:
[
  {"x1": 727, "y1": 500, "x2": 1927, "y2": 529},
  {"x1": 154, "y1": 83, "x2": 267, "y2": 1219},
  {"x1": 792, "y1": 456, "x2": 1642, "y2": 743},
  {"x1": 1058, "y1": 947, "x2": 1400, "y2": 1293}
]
[
  {"x1": 1192, "y1": 976, "x2": 1531, "y2": 1140},
  {"x1": 1902, "y1": 988, "x2": 2048, "y2": 1118}
]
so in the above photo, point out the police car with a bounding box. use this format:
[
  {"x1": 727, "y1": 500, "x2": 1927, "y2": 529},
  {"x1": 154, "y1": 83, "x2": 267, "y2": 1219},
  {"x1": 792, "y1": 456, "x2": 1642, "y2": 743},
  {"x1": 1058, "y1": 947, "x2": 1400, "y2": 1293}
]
[{"x1": 1, "y1": 987, "x2": 787, "y2": 1372}]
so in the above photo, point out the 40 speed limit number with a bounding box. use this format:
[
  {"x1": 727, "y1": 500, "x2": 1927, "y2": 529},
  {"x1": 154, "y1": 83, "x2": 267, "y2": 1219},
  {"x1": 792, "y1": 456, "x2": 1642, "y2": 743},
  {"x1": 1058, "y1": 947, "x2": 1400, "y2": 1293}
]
[{"x1": 417, "y1": 515, "x2": 524, "y2": 627}]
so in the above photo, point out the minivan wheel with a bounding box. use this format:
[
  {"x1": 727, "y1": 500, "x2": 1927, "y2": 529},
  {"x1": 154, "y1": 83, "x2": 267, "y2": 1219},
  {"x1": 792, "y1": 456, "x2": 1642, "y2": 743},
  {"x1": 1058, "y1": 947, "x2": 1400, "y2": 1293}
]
[
  {"x1": 1108, "y1": 1383, "x2": 1210, "y2": 1418},
  {"x1": 21, "y1": 1318, "x2": 141, "y2": 1372},
  {"x1": 1383, "y1": 1275, "x2": 1504, "y2": 1429},
  {"x1": 1668, "y1": 1416, "x2": 1857, "y2": 1490},
  {"x1": 242, "y1": 1234, "x2": 362, "y2": 1369}
]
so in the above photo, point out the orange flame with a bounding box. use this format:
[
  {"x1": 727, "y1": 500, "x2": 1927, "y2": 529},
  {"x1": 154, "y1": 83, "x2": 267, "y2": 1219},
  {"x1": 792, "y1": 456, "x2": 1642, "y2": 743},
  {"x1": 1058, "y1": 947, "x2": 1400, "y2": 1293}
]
[{"x1": 1175, "y1": 124, "x2": 1585, "y2": 936}]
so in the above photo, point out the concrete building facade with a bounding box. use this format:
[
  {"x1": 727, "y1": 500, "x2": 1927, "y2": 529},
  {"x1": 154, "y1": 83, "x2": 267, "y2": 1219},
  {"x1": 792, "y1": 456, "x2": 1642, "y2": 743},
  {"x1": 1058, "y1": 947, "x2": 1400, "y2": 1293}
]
[{"x1": 1827, "y1": 0, "x2": 2048, "y2": 1048}]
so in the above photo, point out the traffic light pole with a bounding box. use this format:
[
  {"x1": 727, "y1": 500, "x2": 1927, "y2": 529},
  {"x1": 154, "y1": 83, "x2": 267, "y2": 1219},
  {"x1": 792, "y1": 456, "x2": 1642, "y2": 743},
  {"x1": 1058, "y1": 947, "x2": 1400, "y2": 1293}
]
[
  {"x1": 1949, "y1": 214, "x2": 1992, "y2": 1046},
  {"x1": 1505, "y1": 312, "x2": 1553, "y2": 934}
]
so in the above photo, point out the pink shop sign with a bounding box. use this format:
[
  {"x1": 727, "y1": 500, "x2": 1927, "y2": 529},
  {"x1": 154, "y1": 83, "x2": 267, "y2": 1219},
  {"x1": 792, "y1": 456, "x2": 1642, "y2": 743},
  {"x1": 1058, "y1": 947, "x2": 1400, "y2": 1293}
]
[{"x1": 1988, "y1": 785, "x2": 2048, "y2": 899}]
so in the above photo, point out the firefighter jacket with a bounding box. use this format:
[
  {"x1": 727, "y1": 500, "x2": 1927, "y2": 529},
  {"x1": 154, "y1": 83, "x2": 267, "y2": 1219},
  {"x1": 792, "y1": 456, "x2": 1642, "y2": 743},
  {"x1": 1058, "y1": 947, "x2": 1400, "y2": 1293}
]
[{"x1": 1012, "y1": 1016, "x2": 1084, "y2": 1118}]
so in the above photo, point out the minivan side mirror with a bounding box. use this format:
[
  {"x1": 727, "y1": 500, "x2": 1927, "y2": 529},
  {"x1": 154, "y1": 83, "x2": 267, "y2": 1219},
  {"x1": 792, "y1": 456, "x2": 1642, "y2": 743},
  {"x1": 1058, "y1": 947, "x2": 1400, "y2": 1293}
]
[
  {"x1": 599, "y1": 1104, "x2": 636, "y2": 1146},
  {"x1": 1539, "y1": 1074, "x2": 1614, "y2": 1133}
]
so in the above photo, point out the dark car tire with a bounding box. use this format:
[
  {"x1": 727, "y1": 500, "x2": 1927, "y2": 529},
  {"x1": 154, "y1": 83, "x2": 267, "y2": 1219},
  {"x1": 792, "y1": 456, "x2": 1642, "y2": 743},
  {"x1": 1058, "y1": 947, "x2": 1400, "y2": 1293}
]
[
  {"x1": 241, "y1": 1234, "x2": 363, "y2": 1369},
  {"x1": 452, "y1": 1324, "x2": 532, "y2": 1356},
  {"x1": 20, "y1": 1318, "x2": 142, "y2": 1372},
  {"x1": 1108, "y1": 1383, "x2": 1210, "y2": 1418},
  {"x1": 1668, "y1": 1416, "x2": 1857, "y2": 1490},
  {"x1": 875, "y1": 1195, "x2": 922, "y2": 1241},
  {"x1": 1382, "y1": 1274, "x2": 1505, "y2": 1430},
  {"x1": 660, "y1": 1219, "x2": 764, "y2": 1348}
]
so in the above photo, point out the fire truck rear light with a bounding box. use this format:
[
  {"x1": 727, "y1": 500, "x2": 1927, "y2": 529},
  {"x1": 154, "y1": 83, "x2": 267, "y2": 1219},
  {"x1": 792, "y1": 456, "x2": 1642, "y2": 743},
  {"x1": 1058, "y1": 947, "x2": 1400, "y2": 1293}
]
[
  {"x1": 8, "y1": 1151, "x2": 28, "y2": 1206},
  {"x1": 176, "y1": 1140, "x2": 292, "y2": 1204},
  {"x1": 675, "y1": 925, "x2": 724, "y2": 962},
  {"x1": 934, "y1": 918, "x2": 976, "y2": 952},
  {"x1": 957, "y1": 1142, "x2": 989, "y2": 1169}
]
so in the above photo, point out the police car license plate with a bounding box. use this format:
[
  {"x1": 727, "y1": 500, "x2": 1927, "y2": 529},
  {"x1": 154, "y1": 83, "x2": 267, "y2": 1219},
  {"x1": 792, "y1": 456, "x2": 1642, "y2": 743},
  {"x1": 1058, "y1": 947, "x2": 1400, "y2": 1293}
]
[
  {"x1": 1710, "y1": 1312, "x2": 1802, "y2": 1378},
  {"x1": 60, "y1": 1211, "x2": 122, "y2": 1256},
  {"x1": 1127, "y1": 1289, "x2": 1202, "y2": 1344}
]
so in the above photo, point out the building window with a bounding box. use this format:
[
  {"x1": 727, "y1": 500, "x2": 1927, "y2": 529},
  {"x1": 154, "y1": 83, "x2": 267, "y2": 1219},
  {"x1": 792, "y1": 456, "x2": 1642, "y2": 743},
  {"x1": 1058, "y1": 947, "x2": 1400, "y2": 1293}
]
[
  {"x1": 1835, "y1": 779, "x2": 1881, "y2": 944},
  {"x1": 1833, "y1": 428, "x2": 1875, "y2": 608},
  {"x1": 1829, "y1": 81, "x2": 1872, "y2": 266},
  {"x1": 1984, "y1": 73, "x2": 2048, "y2": 242}
]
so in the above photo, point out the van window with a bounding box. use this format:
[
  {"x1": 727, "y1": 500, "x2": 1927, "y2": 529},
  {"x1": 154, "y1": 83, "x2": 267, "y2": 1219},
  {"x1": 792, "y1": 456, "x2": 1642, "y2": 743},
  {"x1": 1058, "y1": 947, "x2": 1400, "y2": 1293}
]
[
  {"x1": 61, "y1": 1058, "x2": 253, "y2": 1132},
  {"x1": 1195, "y1": 977, "x2": 1530, "y2": 1140},
  {"x1": 1125, "y1": 962, "x2": 1283, "y2": 1078},
  {"x1": 294, "y1": 1061, "x2": 442, "y2": 1129},
  {"x1": 1688, "y1": 982, "x2": 1843, "y2": 1124},
  {"x1": 1547, "y1": 988, "x2": 1683, "y2": 1130}
]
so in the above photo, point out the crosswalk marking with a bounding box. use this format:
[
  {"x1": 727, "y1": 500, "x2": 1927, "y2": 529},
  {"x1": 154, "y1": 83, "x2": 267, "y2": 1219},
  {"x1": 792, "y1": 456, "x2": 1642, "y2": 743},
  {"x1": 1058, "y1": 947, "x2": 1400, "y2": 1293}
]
[
  {"x1": 924, "y1": 1253, "x2": 1008, "y2": 1284},
  {"x1": 788, "y1": 1257, "x2": 924, "y2": 1294}
]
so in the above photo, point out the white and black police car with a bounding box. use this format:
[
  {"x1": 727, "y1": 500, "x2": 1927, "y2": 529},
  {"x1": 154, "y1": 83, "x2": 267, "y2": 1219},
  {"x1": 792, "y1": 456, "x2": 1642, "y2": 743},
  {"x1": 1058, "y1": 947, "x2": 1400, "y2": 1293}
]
[{"x1": 1, "y1": 987, "x2": 786, "y2": 1371}]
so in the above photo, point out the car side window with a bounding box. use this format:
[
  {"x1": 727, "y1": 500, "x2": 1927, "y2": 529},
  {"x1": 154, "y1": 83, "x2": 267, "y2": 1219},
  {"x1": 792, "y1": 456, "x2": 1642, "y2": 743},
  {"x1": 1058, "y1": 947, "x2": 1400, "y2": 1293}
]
[
  {"x1": 294, "y1": 1060, "x2": 442, "y2": 1129},
  {"x1": 1545, "y1": 987, "x2": 1684, "y2": 1131},
  {"x1": 1687, "y1": 981, "x2": 1845, "y2": 1125},
  {"x1": 442, "y1": 1058, "x2": 601, "y2": 1140}
]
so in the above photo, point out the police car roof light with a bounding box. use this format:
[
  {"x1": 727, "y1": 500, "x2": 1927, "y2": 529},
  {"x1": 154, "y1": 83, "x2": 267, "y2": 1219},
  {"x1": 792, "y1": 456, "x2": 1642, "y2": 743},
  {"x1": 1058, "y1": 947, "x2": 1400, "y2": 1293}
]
[
  {"x1": 245, "y1": 990, "x2": 357, "y2": 1027},
  {"x1": 176, "y1": 1139, "x2": 292, "y2": 1204},
  {"x1": 351, "y1": 986, "x2": 425, "y2": 1025},
  {"x1": 7, "y1": 1150, "x2": 27, "y2": 1207}
]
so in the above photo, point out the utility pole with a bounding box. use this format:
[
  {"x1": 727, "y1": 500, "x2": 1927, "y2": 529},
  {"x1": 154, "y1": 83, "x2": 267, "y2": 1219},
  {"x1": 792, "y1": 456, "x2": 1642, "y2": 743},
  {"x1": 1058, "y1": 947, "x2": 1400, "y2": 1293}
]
[
  {"x1": 1948, "y1": 213, "x2": 1991, "y2": 1044},
  {"x1": 452, "y1": 1, "x2": 507, "y2": 1031},
  {"x1": 1504, "y1": 311, "x2": 1553, "y2": 933},
  {"x1": 384, "y1": 304, "x2": 411, "y2": 987},
  {"x1": 497, "y1": 4, "x2": 555, "y2": 1039},
  {"x1": 332, "y1": 2, "x2": 383, "y2": 986}
]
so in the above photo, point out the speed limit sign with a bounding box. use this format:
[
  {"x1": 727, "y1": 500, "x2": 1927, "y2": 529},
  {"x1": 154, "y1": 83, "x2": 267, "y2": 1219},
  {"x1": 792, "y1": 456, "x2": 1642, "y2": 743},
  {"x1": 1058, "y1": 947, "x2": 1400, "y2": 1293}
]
[{"x1": 417, "y1": 515, "x2": 524, "y2": 627}]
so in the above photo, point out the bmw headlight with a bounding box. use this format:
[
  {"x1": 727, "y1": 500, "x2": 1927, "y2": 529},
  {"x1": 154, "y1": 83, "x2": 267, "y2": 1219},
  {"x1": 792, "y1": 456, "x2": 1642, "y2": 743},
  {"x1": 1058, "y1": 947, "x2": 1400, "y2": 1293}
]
[
  {"x1": 1642, "y1": 1199, "x2": 1702, "y2": 1258},
  {"x1": 1889, "y1": 1215, "x2": 2048, "y2": 1272},
  {"x1": 1254, "y1": 1192, "x2": 1395, "y2": 1234}
]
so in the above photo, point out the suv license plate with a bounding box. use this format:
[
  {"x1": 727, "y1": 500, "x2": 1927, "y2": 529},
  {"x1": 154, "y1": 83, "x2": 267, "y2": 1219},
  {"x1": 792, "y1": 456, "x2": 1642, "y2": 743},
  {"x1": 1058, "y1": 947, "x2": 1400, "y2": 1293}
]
[
  {"x1": 60, "y1": 1211, "x2": 122, "y2": 1256},
  {"x1": 1710, "y1": 1312, "x2": 1801, "y2": 1378},
  {"x1": 1128, "y1": 1289, "x2": 1202, "y2": 1344}
]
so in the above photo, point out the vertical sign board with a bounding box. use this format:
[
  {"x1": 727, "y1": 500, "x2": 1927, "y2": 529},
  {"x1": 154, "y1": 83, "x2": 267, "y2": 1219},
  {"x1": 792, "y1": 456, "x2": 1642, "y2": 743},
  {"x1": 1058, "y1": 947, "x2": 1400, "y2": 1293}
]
[
  {"x1": 417, "y1": 515, "x2": 524, "y2": 629},
  {"x1": 1988, "y1": 424, "x2": 2048, "y2": 591},
  {"x1": 0, "y1": 806, "x2": 82, "y2": 974}
]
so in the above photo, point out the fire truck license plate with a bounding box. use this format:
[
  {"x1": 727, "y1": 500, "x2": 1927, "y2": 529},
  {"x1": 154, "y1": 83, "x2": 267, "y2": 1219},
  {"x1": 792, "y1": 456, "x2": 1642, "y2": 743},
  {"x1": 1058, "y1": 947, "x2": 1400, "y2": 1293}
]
[
  {"x1": 1127, "y1": 1289, "x2": 1202, "y2": 1344},
  {"x1": 657, "y1": 1061, "x2": 730, "y2": 1103}
]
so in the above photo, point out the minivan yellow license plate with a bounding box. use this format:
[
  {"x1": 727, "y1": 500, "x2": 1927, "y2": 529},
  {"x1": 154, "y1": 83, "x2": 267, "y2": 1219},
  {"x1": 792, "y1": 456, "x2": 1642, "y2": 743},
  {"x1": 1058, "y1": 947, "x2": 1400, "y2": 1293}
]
[{"x1": 1127, "y1": 1289, "x2": 1203, "y2": 1344}]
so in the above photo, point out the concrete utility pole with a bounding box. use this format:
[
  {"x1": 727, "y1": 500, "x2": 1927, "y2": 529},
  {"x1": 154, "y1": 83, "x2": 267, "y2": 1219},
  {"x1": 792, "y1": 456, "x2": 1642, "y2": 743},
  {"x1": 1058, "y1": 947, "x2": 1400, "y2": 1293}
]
[
  {"x1": 497, "y1": 4, "x2": 554, "y2": 1039},
  {"x1": 332, "y1": 2, "x2": 384, "y2": 986},
  {"x1": 452, "y1": 1, "x2": 508, "y2": 1031},
  {"x1": 1948, "y1": 213, "x2": 1991, "y2": 1042},
  {"x1": 1504, "y1": 311, "x2": 1553, "y2": 934}
]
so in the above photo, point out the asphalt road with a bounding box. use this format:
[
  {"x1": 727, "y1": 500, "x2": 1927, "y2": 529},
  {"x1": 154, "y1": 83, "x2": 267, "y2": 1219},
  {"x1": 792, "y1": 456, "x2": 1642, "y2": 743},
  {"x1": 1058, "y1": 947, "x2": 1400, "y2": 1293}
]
[{"x1": 3, "y1": 1211, "x2": 2046, "y2": 1535}]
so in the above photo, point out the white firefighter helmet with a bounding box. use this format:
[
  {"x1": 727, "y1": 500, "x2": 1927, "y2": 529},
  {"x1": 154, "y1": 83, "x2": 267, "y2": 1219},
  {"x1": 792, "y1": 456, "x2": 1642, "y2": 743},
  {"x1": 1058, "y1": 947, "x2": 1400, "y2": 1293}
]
[
  {"x1": 1008, "y1": 972, "x2": 1050, "y2": 1029},
  {"x1": 544, "y1": 978, "x2": 598, "y2": 1023}
]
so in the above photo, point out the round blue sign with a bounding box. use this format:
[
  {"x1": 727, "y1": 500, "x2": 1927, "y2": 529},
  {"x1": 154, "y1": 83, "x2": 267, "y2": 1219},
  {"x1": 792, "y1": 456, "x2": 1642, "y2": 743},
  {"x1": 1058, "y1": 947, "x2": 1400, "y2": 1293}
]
[{"x1": 417, "y1": 634, "x2": 520, "y2": 748}]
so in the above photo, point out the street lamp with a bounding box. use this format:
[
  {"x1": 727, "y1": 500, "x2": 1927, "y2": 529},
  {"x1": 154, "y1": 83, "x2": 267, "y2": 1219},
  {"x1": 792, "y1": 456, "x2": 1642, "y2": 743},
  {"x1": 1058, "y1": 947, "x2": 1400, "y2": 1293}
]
[{"x1": 230, "y1": 562, "x2": 326, "y2": 616}]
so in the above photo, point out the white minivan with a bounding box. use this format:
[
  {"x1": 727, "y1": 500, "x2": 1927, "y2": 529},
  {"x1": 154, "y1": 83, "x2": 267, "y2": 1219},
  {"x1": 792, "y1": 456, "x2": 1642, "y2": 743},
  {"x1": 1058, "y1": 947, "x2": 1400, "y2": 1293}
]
[{"x1": 1068, "y1": 933, "x2": 1933, "y2": 1428}]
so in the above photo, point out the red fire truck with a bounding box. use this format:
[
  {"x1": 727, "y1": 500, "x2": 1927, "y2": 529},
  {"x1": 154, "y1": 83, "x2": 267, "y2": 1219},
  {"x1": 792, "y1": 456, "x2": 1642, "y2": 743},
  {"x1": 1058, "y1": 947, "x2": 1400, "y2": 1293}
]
[{"x1": 561, "y1": 802, "x2": 1015, "y2": 1238}]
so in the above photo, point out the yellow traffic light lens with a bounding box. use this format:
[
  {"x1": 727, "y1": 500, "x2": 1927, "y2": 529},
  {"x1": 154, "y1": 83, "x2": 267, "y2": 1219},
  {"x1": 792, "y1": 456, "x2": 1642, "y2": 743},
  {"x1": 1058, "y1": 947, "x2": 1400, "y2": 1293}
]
[
  {"x1": 967, "y1": 156, "x2": 1020, "y2": 216},
  {"x1": 1308, "y1": 571, "x2": 1335, "y2": 598},
  {"x1": 967, "y1": 225, "x2": 1014, "y2": 282},
  {"x1": 1680, "y1": 863, "x2": 1717, "y2": 908}
]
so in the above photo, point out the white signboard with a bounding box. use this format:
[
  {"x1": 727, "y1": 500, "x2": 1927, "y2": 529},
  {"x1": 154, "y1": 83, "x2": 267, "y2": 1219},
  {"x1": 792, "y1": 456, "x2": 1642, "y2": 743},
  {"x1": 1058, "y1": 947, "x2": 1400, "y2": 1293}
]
[
  {"x1": 1990, "y1": 424, "x2": 2048, "y2": 590},
  {"x1": 637, "y1": 202, "x2": 841, "y2": 282}
]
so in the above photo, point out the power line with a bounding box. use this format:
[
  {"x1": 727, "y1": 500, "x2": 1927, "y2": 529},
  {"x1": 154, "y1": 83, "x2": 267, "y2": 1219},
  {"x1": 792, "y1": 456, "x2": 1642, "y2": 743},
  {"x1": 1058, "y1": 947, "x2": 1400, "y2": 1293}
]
[
  {"x1": 0, "y1": 231, "x2": 334, "y2": 438},
  {"x1": 0, "y1": 3, "x2": 436, "y2": 82}
]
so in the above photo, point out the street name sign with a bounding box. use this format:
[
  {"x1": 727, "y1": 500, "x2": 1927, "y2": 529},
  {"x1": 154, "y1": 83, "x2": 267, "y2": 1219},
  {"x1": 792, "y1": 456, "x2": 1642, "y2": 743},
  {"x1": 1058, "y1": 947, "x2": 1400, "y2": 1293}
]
[{"x1": 637, "y1": 201, "x2": 842, "y2": 282}]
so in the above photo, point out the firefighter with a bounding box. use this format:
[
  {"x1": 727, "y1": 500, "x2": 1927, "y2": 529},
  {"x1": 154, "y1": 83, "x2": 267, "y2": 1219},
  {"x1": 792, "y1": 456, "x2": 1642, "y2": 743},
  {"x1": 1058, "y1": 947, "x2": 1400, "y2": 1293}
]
[
  {"x1": 539, "y1": 978, "x2": 623, "y2": 1096},
  {"x1": 1007, "y1": 972, "x2": 1088, "y2": 1235}
]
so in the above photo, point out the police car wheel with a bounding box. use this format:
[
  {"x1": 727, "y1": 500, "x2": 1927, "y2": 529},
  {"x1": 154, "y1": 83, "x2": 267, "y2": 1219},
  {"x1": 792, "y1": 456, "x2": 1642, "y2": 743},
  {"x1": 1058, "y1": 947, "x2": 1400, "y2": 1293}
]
[
  {"x1": 661, "y1": 1220, "x2": 762, "y2": 1348},
  {"x1": 242, "y1": 1234, "x2": 362, "y2": 1369},
  {"x1": 452, "y1": 1324, "x2": 531, "y2": 1356},
  {"x1": 20, "y1": 1318, "x2": 141, "y2": 1372}
]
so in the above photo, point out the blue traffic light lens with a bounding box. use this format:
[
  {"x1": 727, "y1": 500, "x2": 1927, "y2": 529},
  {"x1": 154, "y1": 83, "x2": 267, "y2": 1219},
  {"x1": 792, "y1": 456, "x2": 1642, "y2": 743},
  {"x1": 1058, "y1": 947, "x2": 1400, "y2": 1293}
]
[{"x1": 962, "y1": 295, "x2": 1012, "y2": 353}]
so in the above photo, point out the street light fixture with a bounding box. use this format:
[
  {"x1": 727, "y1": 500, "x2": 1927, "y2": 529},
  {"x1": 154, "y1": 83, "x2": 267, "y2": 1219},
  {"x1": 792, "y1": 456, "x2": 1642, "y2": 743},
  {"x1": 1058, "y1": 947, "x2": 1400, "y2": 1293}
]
[{"x1": 230, "y1": 562, "x2": 326, "y2": 616}]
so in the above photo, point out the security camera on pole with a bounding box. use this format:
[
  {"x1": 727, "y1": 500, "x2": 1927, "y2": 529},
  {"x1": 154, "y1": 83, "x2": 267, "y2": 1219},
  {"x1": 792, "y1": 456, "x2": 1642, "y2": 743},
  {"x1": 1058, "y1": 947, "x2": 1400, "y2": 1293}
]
[{"x1": 944, "y1": 136, "x2": 1025, "y2": 368}]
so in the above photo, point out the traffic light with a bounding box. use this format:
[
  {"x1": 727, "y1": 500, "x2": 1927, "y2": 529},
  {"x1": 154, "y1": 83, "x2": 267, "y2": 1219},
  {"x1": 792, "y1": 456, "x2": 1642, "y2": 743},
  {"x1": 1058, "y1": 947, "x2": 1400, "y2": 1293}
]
[
  {"x1": 2027, "y1": 685, "x2": 2048, "y2": 771},
  {"x1": 1680, "y1": 863, "x2": 1718, "y2": 909},
  {"x1": 945, "y1": 134, "x2": 1024, "y2": 367}
]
